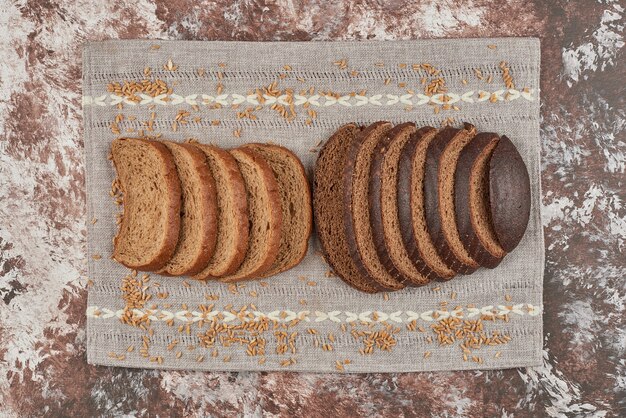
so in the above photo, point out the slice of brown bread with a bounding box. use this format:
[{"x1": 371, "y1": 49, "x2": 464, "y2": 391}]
[
  {"x1": 314, "y1": 124, "x2": 380, "y2": 293},
  {"x1": 454, "y1": 133, "x2": 506, "y2": 268},
  {"x1": 242, "y1": 143, "x2": 312, "y2": 276},
  {"x1": 489, "y1": 135, "x2": 531, "y2": 252},
  {"x1": 344, "y1": 121, "x2": 405, "y2": 291},
  {"x1": 370, "y1": 122, "x2": 430, "y2": 286},
  {"x1": 191, "y1": 143, "x2": 249, "y2": 279},
  {"x1": 423, "y1": 124, "x2": 479, "y2": 275},
  {"x1": 111, "y1": 138, "x2": 181, "y2": 271},
  {"x1": 220, "y1": 147, "x2": 282, "y2": 282},
  {"x1": 398, "y1": 127, "x2": 454, "y2": 280},
  {"x1": 156, "y1": 142, "x2": 218, "y2": 276}
]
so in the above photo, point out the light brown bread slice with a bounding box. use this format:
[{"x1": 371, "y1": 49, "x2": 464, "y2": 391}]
[
  {"x1": 370, "y1": 122, "x2": 430, "y2": 287},
  {"x1": 111, "y1": 138, "x2": 181, "y2": 271},
  {"x1": 243, "y1": 143, "x2": 312, "y2": 277},
  {"x1": 220, "y1": 148, "x2": 282, "y2": 282},
  {"x1": 344, "y1": 121, "x2": 405, "y2": 291},
  {"x1": 156, "y1": 141, "x2": 218, "y2": 276},
  {"x1": 191, "y1": 144, "x2": 249, "y2": 279},
  {"x1": 314, "y1": 124, "x2": 381, "y2": 293}
]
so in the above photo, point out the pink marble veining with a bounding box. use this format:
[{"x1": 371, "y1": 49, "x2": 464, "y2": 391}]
[{"x1": 0, "y1": 1, "x2": 624, "y2": 416}]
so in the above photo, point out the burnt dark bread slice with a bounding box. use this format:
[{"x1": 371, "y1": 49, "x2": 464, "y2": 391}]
[
  {"x1": 111, "y1": 138, "x2": 181, "y2": 271},
  {"x1": 242, "y1": 143, "x2": 312, "y2": 277},
  {"x1": 344, "y1": 121, "x2": 405, "y2": 291},
  {"x1": 191, "y1": 144, "x2": 249, "y2": 279},
  {"x1": 370, "y1": 122, "x2": 430, "y2": 286},
  {"x1": 423, "y1": 124, "x2": 479, "y2": 276},
  {"x1": 489, "y1": 135, "x2": 531, "y2": 252},
  {"x1": 454, "y1": 133, "x2": 506, "y2": 268},
  {"x1": 313, "y1": 124, "x2": 380, "y2": 293},
  {"x1": 398, "y1": 127, "x2": 454, "y2": 280},
  {"x1": 220, "y1": 148, "x2": 283, "y2": 281}
]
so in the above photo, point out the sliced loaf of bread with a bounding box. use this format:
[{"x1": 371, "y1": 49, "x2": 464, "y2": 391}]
[
  {"x1": 243, "y1": 143, "x2": 312, "y2": 277},
  {"x1": 489, "y1": 135, "x2": 531, "y2": 252},
  {"x1": 370, "y1": 122, "x2": 430, "y2": 286},
  {"x1": 397, "y1": 127, "x2": 455, "y2": 280},
  {"x1": 454, "y1": 133, "x2": 506, "y2": 268},
  {"x1": 344, "y1": 121, "x2": 405, "y2": 291},
  {"x1": 423, "y1": 124, "x2": 479, "y2": 275},
  {"x1": 220, "y1": 148, "x2": 282, "y2": 282},
  {"x1": 314, "y1": 124, "x2": 380, "y2": 293},
  {"x1": 111, "y1": 138, "x2": 181, "y2": 271},
  {"x1": 191, "y1": 143, "x2": 249, "y2": 279}
]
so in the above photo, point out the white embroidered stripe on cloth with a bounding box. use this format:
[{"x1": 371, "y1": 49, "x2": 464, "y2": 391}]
[{"x1": 84, "y1": 38, "x2": 543, "y2": 373}]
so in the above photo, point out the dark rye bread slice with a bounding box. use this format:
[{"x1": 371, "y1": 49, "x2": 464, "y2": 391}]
[
  {"x1": 111, "y1": 138, "x2": 181, "y2": 271},
  {"x1": 191, "y1": 144, "x2": 249, "y2": 279},
  {"x1": 423, "y1": 124, "x2": 479, "y2": 276},
  {"x1": 454, "y1": 133, "x2": 506, "y2": 268},
  {"x1": 242, "y1": 143, "x2": 312, "y2": 276},
  {"x1": 221, "y1": 147, "x2": 282, "y2": 282},
  {"x1": 398, "y1": 127, "x2": 454, "y2": 280},
  {"x1": 489, "y1": 135, "x2": 531, "y2": 252},
  {"x1": 157, "y1": 142, "x2": 218, "y2": 276},
  {"x1": 344, "y1": 121, "x2": 405, "y2": 291},
  {"x1": 313, "y1": 124, "x2": 380, "y2": 293},
  {"x1": 370, "y1": 123, "x2": 430, "y2": 286}
]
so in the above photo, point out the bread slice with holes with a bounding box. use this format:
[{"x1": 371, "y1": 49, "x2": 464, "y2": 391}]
[
  {"x1": 423, "y1": 124, "x2": 479, "y2": 276},
  {"x1": 190, "y1": 143, "x2": 249, "y2": 279},
  {"x1": 454, "y1": 132, "x2": 506, "y2": 268},
  {"x1": 397, "y1": 126, "x2": 454, "y2": 280},
  {"x1": 370, "y1": 122, "x2": 430, "y2": 287},
  {"x1": 489, "y1": 135, "x2": 531, "y2": 253},
  {"x1": 156, "y1": 141, "x2": 218, "y2": 276},
  {"x1": 344, "y1": 121, "x2": 405, "y2": 291},
  {"x1": 314, "y1": 124, "x2": 380, "y2": 293},
  {"x1": 242, "y1": 143, "x2": 312, "y2": 276},
  {"x1": 220, "y1": 147, "x2": 282, "y2": 282},
  {"x1": 111, "y1": 138, "x2": 181, "y2": 271}
]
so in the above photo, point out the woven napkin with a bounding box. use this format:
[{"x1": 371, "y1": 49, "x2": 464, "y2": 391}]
[{"x1": 84, "y1": 39, "x2": 543, "y2": 373}]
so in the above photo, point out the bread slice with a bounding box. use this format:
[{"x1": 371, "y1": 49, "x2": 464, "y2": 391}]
[
  {"x1": 313, "y1": 124, "x2": 380, "y2": 293},
  {"x1": 370, "y1": 122, "x2": 430, "y2": 286},
  {"x1": 156, "y1": 142, "x2": 218, "y2": 276},
  {"x1": 423, "y1": 124, "x2": 479, "y2": 275},
  {"x1": 344, "y1": 121, "x2": 405, "y2": 291},
  {"x1": 191, "y1": 143, "x2": 249, "y2": 279},
  {"x1": 242, "y1": 143, "x2": 312, "y2": 276},
  {"x1": 398, "y1": 127, "x2": 455, "y2": 280},
  {"x1": 220, "y1": 148, "x2": 282, "y2": 281},
  {"x1": 454, "y1": 133, "x2": 506, "y2": 268},
  {"x1": 111, "y1": 138, "x2": 181, "y2": 271},
  {"x1": 489, "y1": 135, "x2": 531, "y2": 252}
]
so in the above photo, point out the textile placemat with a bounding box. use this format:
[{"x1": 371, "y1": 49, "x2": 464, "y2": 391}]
[{"x1": 84, "y1": 39, "x2": 543, "y2": 373}]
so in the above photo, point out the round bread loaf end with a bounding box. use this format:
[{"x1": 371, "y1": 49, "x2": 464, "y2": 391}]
[{"x1": 489, "y1": 135, "x2": 531, "y2": 253}]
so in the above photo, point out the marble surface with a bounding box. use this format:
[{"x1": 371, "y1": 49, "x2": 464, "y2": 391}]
[{"x1": 0, "y1": 0, "x2": 623, "y2": 416}]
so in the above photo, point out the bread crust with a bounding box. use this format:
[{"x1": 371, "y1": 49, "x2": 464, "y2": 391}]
[
  {"x1": 397, "y1": 126, "x2": 446, "y2": 280},
  {"x1": 454, "y1": 133, "x2": 505, "y2": 268},
  {"x1": 313, "y1": 124, "x2": 379, "y2": 293},
  {"x1": 191, "y1": 144, "x2": 249, "y2": 278},
  {"x1": 343, "y1": 121, "x2": 404, "y2": 291},
  {"x1": 489, "y1": 135, "x2": 531, "y2": 252},
  {"x1": 243, "y1": 143, "x2": 312, "y2": 276},
  {"x1": 221, "y1": 147, "x2": 283, "y2": 281},
  {"x1": 112, "y1": 138, "x2": 181, "y2": 271},
  {"x1": 423, "y1": 127, "x2": 476, "y2": 275}
]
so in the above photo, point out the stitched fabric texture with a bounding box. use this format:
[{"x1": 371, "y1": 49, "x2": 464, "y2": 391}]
[{"x1": 84, "y1": 39, "x2": 543, "y2": 373}]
